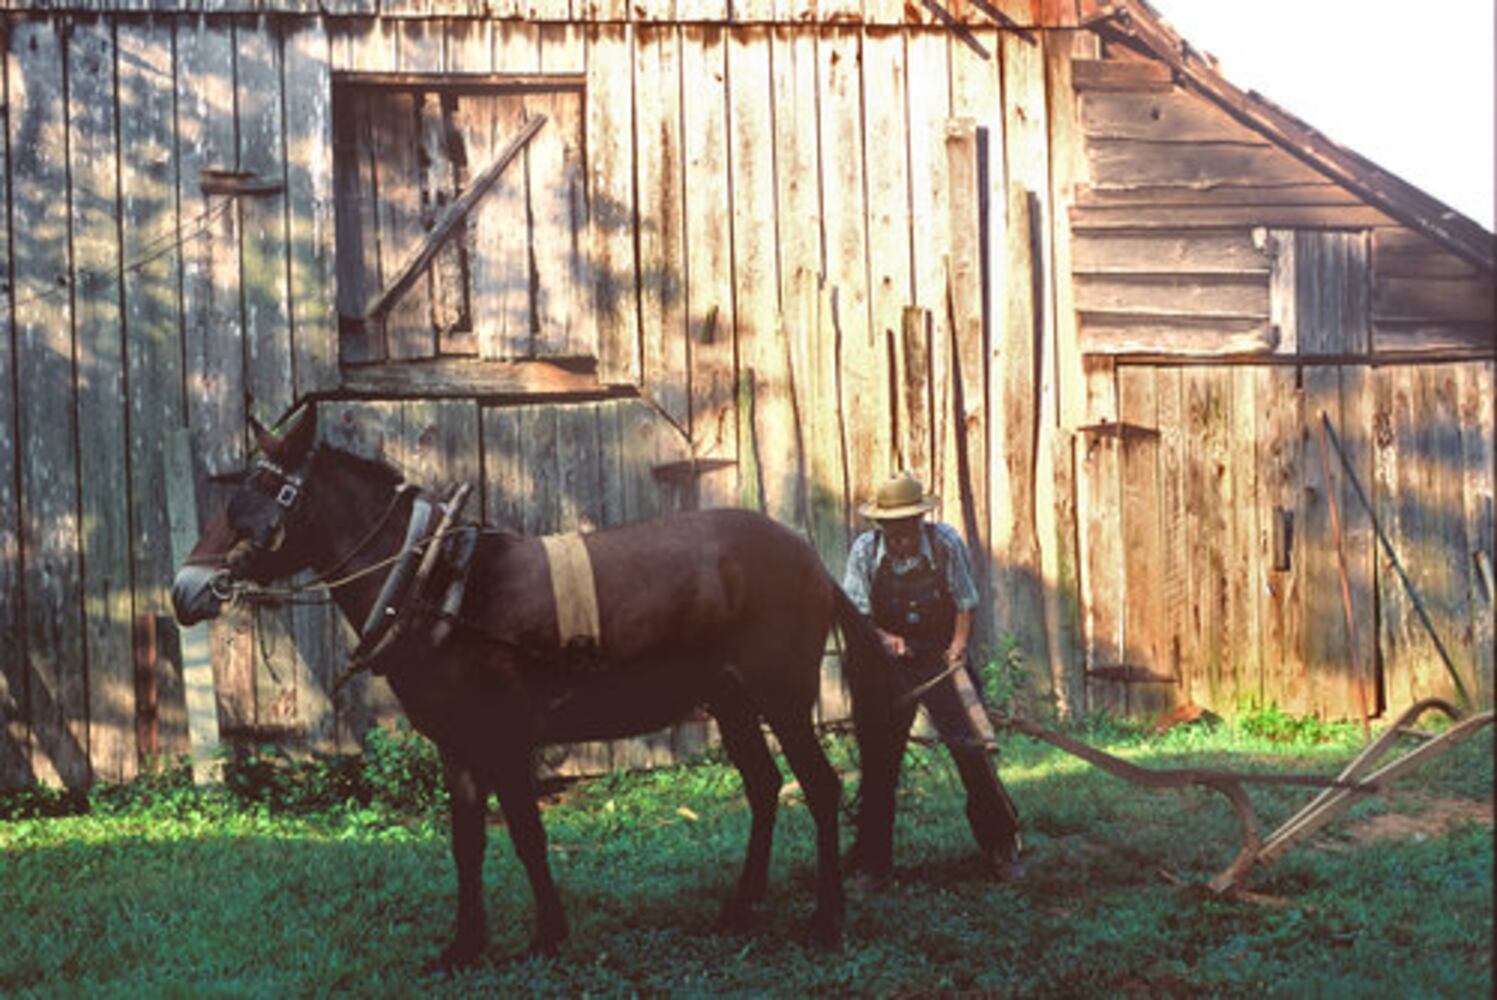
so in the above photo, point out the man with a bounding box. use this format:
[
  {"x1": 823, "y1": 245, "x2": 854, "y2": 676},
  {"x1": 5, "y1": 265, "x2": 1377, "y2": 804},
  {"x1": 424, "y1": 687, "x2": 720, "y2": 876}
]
[{"x1": 842, "y1": 471, "x2": 1024, "y2": 887}]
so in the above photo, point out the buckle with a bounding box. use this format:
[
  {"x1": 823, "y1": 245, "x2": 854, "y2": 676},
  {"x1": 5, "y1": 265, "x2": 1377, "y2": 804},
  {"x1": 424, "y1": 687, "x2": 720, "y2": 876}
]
[{"x1": 275, "y1": 482, "x2": 301, "y2": 508}]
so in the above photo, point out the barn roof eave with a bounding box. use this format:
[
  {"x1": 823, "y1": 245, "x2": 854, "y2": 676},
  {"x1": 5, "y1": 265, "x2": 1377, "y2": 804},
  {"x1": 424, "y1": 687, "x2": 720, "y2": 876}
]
[{"x1": 1091, "y1": 0, "x2": 1495, "y2": 273}]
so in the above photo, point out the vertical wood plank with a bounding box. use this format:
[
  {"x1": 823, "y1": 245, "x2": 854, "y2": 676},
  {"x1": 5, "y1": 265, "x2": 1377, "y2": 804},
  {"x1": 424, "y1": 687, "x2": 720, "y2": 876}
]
[
  {"x1": 1079, "y1": 358, "x2": 1121, "y2": 716},
  {"x1": 1459, "y1": 362, "x2": 1494, "y2": 708},
  {"x1": 10, "y1": 19, "x2": 89, "y2": 786},
  {"x1": 634, "y1": 26, "x2": 689, "y2": 430},
  {"x1": 1418, "y1": 364, "x2": 1476, "y2": 706},
  {"x1": 237, "y1": 22, "x2": 301, "y2": 737},
  {"x1": 1299, "y1": 365, "x2": 1341, "y2": 717},
  {"x1": 374, "y1": 86, "x2": 432, "y2": 359},
  {"x1": 1042, "y1": 30, "x2": 1091, "y2": 716},
  {"x1": 284, "y1": 21, "x2": 339, "y2": 395},
  {"x1": 335, "y1": 19, "x2": 397, "y2": 364},
  {"x1": 194, "y1": 233, "x2": 255, "y2": 752},
  {"x1": 683, "y1": 25, "x2": 736, "y2": 508},
  {"x1": 943, "y1": 119, "x2": 994, "y2": 652},
  {"x1": 481, "y1": 404, "x2": 527, "y2": 531},
  {"x1": 535, "y1": 26, "x2": 588, "y2": 358},
  {"x1": 178, "y1": 17, "x2": 245, "y2": 488},
  {"x1": 1181, "y1": 368, "x2": 1231, "y2": 712},
  {"x1": 728, "y1": 27, "x2": 789, "y2": 518},
  {"x1": 1156, "y1": 367, "x2": 1190, "y2": 705},
  {"x1": 1260, "y1": 364, "x2": 1303, "y2": 713},
  {"x1": 863, "y1": 28, "x2": 912, "y2": 482},
  {"x1": 69, "y1": 19, "x2": 136, "y2": 782},
  {"x1": 1000, "y1": 29, "x2": 1055, "y2": 679},
  {"x1": 479, "y1": 22, "x2": 540, "y2": 359},
  {"x1": 1117, "y1": 367, "x2": 1169, "y2": 717},
  {"x1": 1229, "y1": 365, "x2": 1263, "y2": 711},
  {"x1": 420, "y1": 87, "x2": 469, "y2": 354},
  {"x1": 821, "y1": 26, "x2": 878, "y2": 551},
  {"x1": 772, "y1": 25, "x2": 822, "y2": 541},
  {"x1": 898, "y1": 307, "x2": 935, "y2": 491},
  {"x1": 1338, "y1": 362, "x2": 1377, "y2": 719},
  {"x1": 333, "y1": 86, "x2": 384, "y2": 364},
  {"x1": 905, "y1": 31, "x2": 953, "y2": 524},
  {"x1": 1375, "y1": 365, "x2": 1418, "y2": 710},
  {"x1": 587, "y1": 23, "x2": 639, "y2": 383},
  {"x1": 283, "y1": 23, "x2": 340, "y2": 749},
  {"x1": 0, "y1": 27, "x2": 29, "y2": 786},
  {"x1": 523, "y1": 405, "x2": 561, "y2": 535}
]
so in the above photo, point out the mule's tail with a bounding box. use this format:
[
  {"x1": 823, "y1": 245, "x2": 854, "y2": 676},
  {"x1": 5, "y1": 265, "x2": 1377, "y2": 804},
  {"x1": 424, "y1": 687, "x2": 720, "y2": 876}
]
[{"x1": 828, "y1": 581, "x2": 903, "y2": 874}]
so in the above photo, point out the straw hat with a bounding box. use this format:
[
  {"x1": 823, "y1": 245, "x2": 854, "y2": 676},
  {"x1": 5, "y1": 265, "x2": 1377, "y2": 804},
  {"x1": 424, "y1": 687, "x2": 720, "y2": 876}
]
[{"x1": 859, "y1": 471, "x2": 938, "y2": 521}]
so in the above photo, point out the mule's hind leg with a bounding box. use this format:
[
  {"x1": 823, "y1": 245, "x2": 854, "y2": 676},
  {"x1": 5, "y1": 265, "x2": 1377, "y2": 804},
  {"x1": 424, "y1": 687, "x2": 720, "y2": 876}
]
[
  {"x1": 490, "y1": 750, "x2": 569, "y2": 957},
  {"x1": 708, "y1": 683, "x2": 783, "y2": 931},
  {"x1": 765, "y1": 713, "x2": 844, "y2": 948}
]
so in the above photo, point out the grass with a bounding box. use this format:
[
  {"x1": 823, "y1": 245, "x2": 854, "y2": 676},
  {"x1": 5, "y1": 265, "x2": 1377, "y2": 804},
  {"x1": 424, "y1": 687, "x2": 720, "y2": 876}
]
[{"x1": 1, "y1": 711, "x2": 1490, "y2": 998}]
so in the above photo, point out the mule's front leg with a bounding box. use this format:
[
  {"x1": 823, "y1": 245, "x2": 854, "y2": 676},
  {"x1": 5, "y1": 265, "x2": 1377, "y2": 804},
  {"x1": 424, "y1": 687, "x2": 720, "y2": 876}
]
[
  {"x1": 493, "y1": 755, "x2": 568, "y2": 956},
  {"x1": 439, "y1": 758, "x2": 489, "y2": 969}
]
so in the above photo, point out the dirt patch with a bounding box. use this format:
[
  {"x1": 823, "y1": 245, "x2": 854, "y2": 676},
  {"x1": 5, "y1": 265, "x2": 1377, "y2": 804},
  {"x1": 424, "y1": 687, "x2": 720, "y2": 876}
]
[{"x1": 1341, "y1": 797, "x2": 1493, "y2": 845}]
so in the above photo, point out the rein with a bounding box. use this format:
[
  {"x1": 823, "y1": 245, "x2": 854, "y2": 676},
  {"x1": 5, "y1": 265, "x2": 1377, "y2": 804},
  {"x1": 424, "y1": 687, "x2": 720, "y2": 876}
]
[{"x1": 228, "y1": 484, "x2": 420, "y2": 605}]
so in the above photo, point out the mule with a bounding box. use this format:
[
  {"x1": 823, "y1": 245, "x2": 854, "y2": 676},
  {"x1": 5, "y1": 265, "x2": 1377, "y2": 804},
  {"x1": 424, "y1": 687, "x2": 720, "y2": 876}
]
[{"x1": 171, "y1": 404, "x2": 902, "y2": 966}]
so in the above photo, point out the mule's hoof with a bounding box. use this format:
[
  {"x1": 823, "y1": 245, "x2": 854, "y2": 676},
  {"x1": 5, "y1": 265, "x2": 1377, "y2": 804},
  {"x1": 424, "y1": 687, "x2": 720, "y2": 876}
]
[
  {"x1": 805, "y1": 915, "x2": 843, "y2": 951},
  {"x1": 718, "y1": 897, "x2": 758, "y2": 933},
  {"x1": 432, "y1": 940, "x2": 482, "y2": 974}
]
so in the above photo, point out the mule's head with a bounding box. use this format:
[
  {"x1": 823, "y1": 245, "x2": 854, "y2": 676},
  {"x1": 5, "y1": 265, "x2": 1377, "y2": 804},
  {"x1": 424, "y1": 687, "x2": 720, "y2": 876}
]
[{"x1": 171, "y1": 405, "x2": 321, "y2": 625}]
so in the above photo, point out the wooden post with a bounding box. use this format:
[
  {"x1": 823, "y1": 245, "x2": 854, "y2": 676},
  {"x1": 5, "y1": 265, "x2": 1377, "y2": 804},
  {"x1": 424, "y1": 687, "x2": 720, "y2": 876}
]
[{"x1": 165, "y1": 429, "x2": 222, "y2": 783}]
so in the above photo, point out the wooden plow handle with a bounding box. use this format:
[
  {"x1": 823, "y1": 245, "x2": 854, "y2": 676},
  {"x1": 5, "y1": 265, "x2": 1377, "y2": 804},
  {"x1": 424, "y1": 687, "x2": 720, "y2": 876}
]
[{"x1": 991, "y1": 700, "x2": 1493, "y2": 894}]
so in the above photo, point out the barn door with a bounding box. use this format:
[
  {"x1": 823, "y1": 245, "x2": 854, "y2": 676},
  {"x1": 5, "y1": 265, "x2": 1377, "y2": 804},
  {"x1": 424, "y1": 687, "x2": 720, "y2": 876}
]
[{"x1": 1098, "y1": 360, "x2": 1387, "y2": 722}]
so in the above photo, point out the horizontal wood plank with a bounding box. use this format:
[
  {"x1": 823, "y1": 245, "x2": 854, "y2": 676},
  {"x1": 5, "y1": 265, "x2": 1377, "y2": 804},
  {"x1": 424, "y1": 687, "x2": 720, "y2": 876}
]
[
  {"x1": 1071, "y1": 202, "x2": 1396, "y2": 230},
  {"x1": 1372, "y1": 275, "x2": 1495, "y2": 325},
  {"x1": 1072, "y1": 229, "x2": 1274, "y2": 274},
  {"x1": 340, "y1": 357, "x2": 624, "y2": 397},
  {"x1": 1372, "y1": 227, "x2": 1483, "y2": 279},
  {"x1": 1085, "y1": 137, "x2": 1331, "y2": 191},
  {"x1": 1082, "y1": 90, "x2": 1265, "y2": 144},
  {"x1": 1075, "y1": 273, "x2": 1269, "y2": 317},
  {"x1": 1071, "y1": 57, "x2": 1174, "y2": 92},
  {"x1": 1080, "y1": 317, "x2": 1278, "y2": 356}
]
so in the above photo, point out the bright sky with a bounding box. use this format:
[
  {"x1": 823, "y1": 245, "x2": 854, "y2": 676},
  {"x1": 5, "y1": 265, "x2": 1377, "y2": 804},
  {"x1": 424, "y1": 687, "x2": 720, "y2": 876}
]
[{"x1": 1144, "y1": 0, "x2": 1496, "y2": 231}]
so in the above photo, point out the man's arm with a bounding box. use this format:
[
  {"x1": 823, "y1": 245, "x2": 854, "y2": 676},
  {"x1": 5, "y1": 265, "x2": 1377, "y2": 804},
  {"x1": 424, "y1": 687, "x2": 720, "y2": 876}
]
[{"x1": 947, "y1": 608, "x2": 973, "y2": 665}]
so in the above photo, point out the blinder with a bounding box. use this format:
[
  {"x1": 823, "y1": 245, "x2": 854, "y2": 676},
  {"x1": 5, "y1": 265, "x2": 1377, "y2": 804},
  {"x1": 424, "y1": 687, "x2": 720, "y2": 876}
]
[{"x1": 227, "y1": 450, "x2": 315, "y2": 561}]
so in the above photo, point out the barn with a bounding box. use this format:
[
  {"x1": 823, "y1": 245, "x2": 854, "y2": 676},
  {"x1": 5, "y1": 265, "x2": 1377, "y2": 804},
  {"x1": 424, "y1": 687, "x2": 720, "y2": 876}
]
[{"x1": 0, "y1": 0, "x2": 1491, "y2": 789}]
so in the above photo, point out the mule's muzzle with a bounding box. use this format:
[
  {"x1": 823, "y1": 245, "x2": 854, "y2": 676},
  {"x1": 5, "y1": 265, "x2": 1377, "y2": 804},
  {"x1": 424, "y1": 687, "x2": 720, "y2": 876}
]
[{"x1": 172, "y1": 564, "x2": 234, "y2": 625}]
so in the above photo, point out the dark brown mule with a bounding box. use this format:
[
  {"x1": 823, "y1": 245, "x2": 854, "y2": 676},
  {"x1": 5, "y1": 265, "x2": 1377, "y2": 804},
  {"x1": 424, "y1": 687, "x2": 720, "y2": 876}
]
[{"x1": 171, "y1": 405, "x2": 901, "y2": 966}]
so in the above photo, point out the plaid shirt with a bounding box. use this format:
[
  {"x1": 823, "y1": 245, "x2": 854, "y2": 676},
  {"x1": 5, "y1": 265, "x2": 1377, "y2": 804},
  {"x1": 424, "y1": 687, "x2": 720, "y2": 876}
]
[{"x1": 841, "y1": 520, "x2": 980, "y2": 618}]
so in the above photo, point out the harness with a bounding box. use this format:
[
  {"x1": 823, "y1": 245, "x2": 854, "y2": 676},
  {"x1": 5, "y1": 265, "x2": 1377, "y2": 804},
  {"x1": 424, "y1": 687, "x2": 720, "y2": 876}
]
[
  {"x1": 341, "y1": 482, "x2": 480, "y2": 683},
  {"x1": 870, "y1": 523, "x2": 955, "y2": 660}
]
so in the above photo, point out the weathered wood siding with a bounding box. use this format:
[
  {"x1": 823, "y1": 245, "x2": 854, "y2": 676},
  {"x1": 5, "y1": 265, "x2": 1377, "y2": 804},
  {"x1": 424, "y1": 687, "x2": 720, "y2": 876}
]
[
  {"x1": 0, "y1": 4, "x2": 1490, "y2": 788},
  {"x1": 1071, "y1": 41, "x2": 1495, "y2": 718}
]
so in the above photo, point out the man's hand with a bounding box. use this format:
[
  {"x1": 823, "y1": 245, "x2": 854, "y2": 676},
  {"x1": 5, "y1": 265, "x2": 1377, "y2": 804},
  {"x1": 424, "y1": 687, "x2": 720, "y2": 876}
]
[
  {"x1": 945, "y1": 646, "x2": 967, "y2": 665},
  {"x1": 877, "y1": 629, "x2": 909, "y2": 659}
]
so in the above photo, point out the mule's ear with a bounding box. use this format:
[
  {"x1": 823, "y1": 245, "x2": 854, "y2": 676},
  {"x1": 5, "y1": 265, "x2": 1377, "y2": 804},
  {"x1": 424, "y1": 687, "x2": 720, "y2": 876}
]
[
  {"x1": 251, "y1": 404, "x2": 317, "y2": 461},
  {"x1": 275, "y1": 403, "x2": 318, "y2": 460},
  {"x1": 249, "y1": 413, "x2": 279, "y2": 456}
]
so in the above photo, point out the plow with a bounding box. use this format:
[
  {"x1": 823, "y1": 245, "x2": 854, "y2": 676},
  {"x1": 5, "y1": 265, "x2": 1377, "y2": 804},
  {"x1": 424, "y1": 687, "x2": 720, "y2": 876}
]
[{"x1": 990, "y1": 698, "x2": 1493, "y2": 894}]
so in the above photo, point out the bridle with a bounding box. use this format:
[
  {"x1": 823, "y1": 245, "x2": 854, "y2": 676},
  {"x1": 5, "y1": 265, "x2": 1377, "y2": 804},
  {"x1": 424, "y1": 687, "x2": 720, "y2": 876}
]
[{"x1": 204, "y1": 446, "x2": 430, "y2": 607}]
